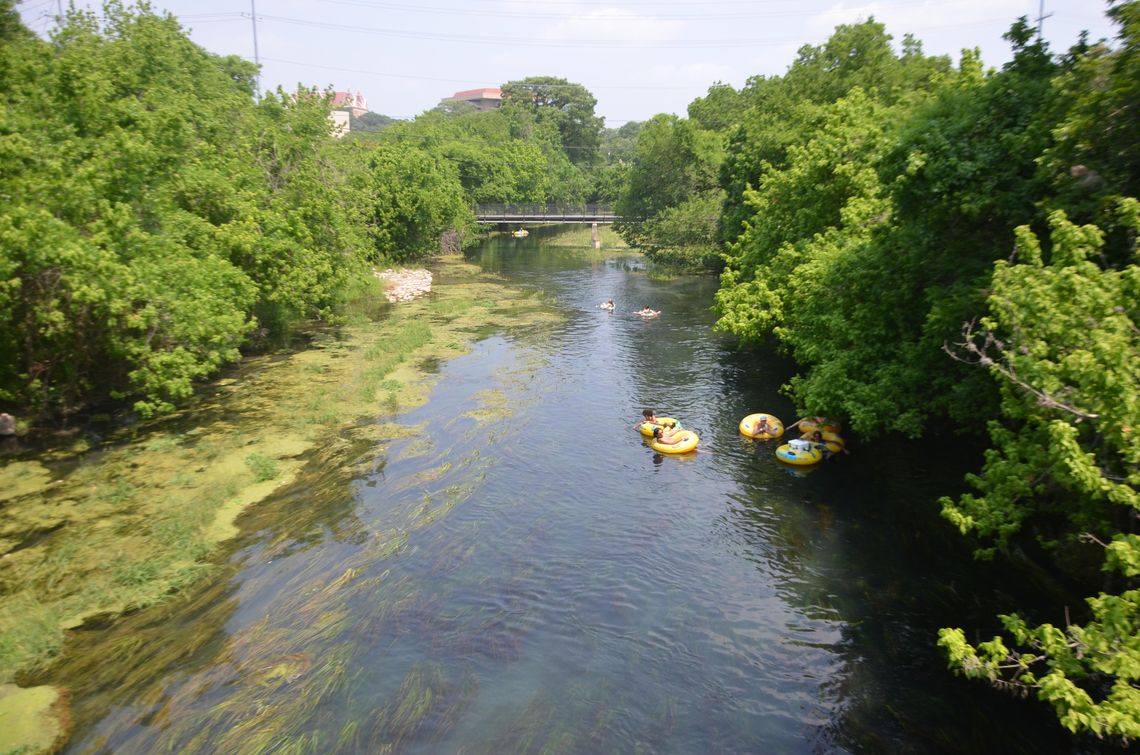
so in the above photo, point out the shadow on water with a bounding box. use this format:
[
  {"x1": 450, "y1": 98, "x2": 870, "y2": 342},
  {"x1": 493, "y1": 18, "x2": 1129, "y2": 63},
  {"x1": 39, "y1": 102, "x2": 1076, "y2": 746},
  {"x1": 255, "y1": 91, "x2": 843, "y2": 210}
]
[{"x1": 38, "y1": 229, "x2": 1090, "y2": 754}]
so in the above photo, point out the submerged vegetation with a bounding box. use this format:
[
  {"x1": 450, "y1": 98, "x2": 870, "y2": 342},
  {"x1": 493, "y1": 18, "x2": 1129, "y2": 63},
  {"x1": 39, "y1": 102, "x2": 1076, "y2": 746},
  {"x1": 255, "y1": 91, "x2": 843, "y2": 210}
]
[
  {"x1": 3, "y1": 0, "x2": 1139, "y2": 744},
  {"x1": 0, "y1": 254, "x2": 559, "y2": 690}
]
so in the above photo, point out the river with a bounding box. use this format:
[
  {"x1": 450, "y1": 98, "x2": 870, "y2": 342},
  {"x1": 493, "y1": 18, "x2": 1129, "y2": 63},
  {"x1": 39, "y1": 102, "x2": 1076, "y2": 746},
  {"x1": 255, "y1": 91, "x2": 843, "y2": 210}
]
[{"x1": 48, "y1": 230, "x2": 1070, "y2": 753}]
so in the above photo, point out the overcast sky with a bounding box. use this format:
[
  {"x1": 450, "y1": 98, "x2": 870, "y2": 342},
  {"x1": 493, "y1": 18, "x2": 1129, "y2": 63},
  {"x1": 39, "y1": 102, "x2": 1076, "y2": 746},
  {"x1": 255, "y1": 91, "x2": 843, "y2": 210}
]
[{"x1": 16, "y1": 0, "x2": 1119, "y2": 126}]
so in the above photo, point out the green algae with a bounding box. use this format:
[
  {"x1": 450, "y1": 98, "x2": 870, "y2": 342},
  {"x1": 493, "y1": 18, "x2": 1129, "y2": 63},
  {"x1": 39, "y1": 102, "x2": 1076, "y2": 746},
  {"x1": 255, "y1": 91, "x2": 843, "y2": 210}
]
[
  {"x1": 463, "y1": 389, "x2": 512, "y2": 424},
  {"x1": 394, "y1": 434, "x2": 434, "y2": 462},
  {"x1": 0, "y1": 462, "x2": 53, "y2": 504},
  {"x1": 0, "y1": 250, "x2": 570, "y2": 755},
  {"x1": 369, "y1": 663, "x2": 477, "y2": 749},
  {"x1": 0, "y1": 683, "x2": 68, "y2": 754},
  {"x1": 0, "y1": 252, "x2": 560, "y2": 699}
]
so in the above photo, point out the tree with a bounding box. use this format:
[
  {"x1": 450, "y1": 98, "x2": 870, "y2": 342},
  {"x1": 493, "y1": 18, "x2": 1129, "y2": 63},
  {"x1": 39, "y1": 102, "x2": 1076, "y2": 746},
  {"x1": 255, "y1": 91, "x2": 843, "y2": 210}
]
[
  {"x1": 0, "y1": 3, "x2": 265, "y2": 414},
  {"x1": 687, "y1": 83, "x2": 748, "y2": 132},
  {"x1": 1037, "y1": 1, "x2": 1140, "y2": 261},
  {"x1": 376, "y1": 100, "x2": 588, "y2": 204},
  {"x1": 349, "y1": 111, "x2": 396, "y2": 134},
  {"x1": 585, "y1": 121, "x2": 641, "y2": 204},
  {"x1": 714, "y1": 20, "x2": 1063, "y2": 437},
  {"x1": 719, "y1": 19, "x2": 951, "y2": 243},
  {"x1": 614, "y1": 114, "x2": 725, "y2": 266},
  {"x1": 361, "y1": 143, "x2": 470, "y2": 262},
  {"x1": 939, "y1": 203, "x2": 1140, "y2": 741},
  {"x1": 0, "y1": 3, "x2": 391, "y2": 416},
  {"x1": 500, "y1": 76, "x2": 604, "y2": 165}
]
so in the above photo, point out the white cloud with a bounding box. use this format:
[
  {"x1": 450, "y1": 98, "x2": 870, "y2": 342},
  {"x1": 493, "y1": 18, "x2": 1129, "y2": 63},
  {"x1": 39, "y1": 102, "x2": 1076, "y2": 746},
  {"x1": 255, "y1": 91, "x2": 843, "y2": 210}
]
[
  {"x1": 643, "y1": 61, "x2": 738, "y2": 87},
  {"x1": 810, "y1": 0, "x2": 1026, "y2": 36},
  {"x1": 540, "y1": 6, "x2": 686, "y2": 43}
]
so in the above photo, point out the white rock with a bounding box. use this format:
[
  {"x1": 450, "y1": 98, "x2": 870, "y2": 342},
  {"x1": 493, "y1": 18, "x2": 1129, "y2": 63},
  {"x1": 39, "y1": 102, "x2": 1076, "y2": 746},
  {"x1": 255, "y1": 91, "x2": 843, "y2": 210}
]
[{"x1": 373, "y1": 268, "x2": 433, "y2": 303}]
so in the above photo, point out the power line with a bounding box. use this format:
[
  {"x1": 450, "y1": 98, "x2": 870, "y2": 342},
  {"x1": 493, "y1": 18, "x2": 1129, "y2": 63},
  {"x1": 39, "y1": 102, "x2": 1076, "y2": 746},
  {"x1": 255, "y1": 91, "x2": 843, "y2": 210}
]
[
  {"x1": 316, "y1": 0, "x2": 798, "y2": 21},
  {"x1": 253, "y1": 12, "x2": 1019, "y2": 49},
  {"x1": 181, "y1": 13, "x2": 246, "y2": 20},
  {"x1": 255, "y1": 12, "x2": 808, "y2": 48},
  {"x1": 17, "y1": 0, "x2": 55, "y2": 15},
  {"x1": 409, "y1": 0, "x2": 897, "y2": 6},
  {"x1": 316, "y1": 0, "x2": 1015, "y2": 23}
]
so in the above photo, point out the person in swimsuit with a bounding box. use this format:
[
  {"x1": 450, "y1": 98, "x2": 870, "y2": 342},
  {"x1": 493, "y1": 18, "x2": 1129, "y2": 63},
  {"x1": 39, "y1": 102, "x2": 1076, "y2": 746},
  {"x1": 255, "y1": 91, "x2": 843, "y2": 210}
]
[{"x1": 652, "y1": 425, "x2": 685, "y2": 445}]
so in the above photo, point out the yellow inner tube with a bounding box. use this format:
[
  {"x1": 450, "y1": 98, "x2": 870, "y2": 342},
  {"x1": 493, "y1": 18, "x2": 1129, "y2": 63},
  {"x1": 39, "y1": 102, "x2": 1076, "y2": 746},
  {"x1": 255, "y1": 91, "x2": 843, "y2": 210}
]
[
  {"x1": 639, "y1": 417, "x2": 680, "y2": 437},
  {"x1": 775, "y1": 443, "x2": 823, "y2": 466},
  {"x1": 800, "y1": 431, "x2": 844, "y2": 454},
  {"x1": 739, "y1": 413, "x2": 784, "y2": 439},
  {"x1": 799, "y1": 419, "x2": 842, "y2": 435},
  {"x1": 651, "y1": 430, "x2": 699, "y2": 454}
]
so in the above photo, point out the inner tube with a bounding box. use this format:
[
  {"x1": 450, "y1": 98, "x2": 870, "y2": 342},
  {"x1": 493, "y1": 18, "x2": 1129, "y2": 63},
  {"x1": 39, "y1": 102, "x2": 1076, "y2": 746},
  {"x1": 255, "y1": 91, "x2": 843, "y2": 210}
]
[
  {"x1": 739, "y1": 413, "x2": 784, "y2": 439},
  {"x1": 651, "y1": 430, "x2": 699, "y2": 454},
  {"x1": 639, "y1": 418, "x2": 680, "y2": 437},
  {"x1": 775, "y1": 443, "x2": 823, "y2": 466},
  {"x1": 800, "y1": 431, "x2": 844, "y2": 454},
  {"x1": 799, "y1": 418, "x2": 842, "y2": 434}
]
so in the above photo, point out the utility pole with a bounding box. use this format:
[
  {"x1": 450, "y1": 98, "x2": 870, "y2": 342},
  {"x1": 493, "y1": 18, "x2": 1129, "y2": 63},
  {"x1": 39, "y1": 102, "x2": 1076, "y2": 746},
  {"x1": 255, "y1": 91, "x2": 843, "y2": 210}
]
[
  {"x1": 248, "y1": 0, "x2": 259, "y2": 97},
  {"x1": 1036, "y1": 0, "x2": 1053, "y2": 41}
]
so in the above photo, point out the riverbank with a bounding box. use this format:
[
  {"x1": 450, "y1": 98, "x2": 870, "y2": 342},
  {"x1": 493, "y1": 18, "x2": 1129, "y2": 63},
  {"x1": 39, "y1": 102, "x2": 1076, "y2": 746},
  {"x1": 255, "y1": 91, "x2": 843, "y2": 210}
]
[{"x1": 0, "y1": 253, "x2": 559, "y2": 748}]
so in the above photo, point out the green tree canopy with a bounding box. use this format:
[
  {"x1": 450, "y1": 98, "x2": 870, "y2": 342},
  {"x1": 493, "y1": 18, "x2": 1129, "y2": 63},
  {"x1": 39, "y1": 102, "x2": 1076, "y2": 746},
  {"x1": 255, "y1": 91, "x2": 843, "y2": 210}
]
[
  {"x1": 713, "y1": 22, "x2": 1062, "y2": 437},
  {"x1": 614, "y1": 114, "x2": 725, "y2": 267},
  {"x1": 0, "y1": 1, "x2": 459, "y2": 417},
  {"x1": 720, "y1": 19, "x2": 952, "y2": 242},
  {"x1": 359, "y1": 142, "x2": 470, "y2": 261},
  {"x1": 939, "y1": 203, "x2": 1140, "y2": 741},
  {"x1": 501, "y1": 75, "x2": 604, "y2": 165},
  {"x1": 375, "y1": 98, "x2": 588, "y2": 204}
]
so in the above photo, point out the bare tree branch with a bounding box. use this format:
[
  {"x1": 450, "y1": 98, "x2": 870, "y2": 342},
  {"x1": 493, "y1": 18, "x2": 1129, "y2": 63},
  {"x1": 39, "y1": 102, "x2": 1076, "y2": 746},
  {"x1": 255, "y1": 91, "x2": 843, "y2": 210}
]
[{"x1": 944, "y1": 319, "x2": 1101, "y2": 421}]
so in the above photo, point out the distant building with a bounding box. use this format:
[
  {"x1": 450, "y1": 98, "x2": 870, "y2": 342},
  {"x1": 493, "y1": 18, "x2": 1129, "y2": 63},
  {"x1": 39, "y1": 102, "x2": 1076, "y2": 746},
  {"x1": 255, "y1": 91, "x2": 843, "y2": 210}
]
[
  {"x1": 332, "y1": 90, "x2": 369, "y2": 118},
  {"x1": 440, "y1": 87, "x2": 502, "y2": 112},
  {"x1": 329, "y1": 109, "x2": 350, "y2": 138}
]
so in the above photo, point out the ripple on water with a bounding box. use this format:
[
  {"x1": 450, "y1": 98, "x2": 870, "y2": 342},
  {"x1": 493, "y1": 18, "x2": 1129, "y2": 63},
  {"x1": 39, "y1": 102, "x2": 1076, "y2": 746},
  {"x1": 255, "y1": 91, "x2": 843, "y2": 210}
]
[{"x1": 51, "y1": 236, "x2": 1071, "y2": 755}]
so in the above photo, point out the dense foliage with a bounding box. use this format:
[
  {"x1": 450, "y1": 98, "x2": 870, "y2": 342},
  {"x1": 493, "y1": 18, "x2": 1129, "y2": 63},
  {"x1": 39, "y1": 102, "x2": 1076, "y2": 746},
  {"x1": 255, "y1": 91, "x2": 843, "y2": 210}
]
[
  {"x1": 0, "y1": 1, "x2": 617, "y2": 419},
  {"x1": 610, "y1": 2, "x2": 1140, "y2": 738},
  {"x1": 367, "y1": 80, "x2": 604, "y2": 205},
  {"x1": 355, "y1": 142, "x2": 469, "y2": 262},
  {"x1": 0, "y1": 1, "x2": 469, "y2": 417},
  {"x1": 939, "y1": 203, "x2": 1140, "y2": 740},
  {"x1": 500, "y1": 75, "x2": 604, "y2": 166},
  {"x1": 614, "y1": 114, "x2": 724, "y2": 267}
]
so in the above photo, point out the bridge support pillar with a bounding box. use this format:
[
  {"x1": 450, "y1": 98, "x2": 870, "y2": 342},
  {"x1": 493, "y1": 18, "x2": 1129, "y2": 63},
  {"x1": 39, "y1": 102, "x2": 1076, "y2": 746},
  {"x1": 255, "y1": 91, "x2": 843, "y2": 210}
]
[{"x1": 591, "y1": 222, "x2": 600, "y2": 249}]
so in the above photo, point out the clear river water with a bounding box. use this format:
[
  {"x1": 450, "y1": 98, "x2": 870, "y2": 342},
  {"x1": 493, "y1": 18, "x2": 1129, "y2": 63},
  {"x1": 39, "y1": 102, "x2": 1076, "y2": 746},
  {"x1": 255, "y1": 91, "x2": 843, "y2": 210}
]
[{"x1": 51, "y1": 230, "x2": 1073, "y2": 753}]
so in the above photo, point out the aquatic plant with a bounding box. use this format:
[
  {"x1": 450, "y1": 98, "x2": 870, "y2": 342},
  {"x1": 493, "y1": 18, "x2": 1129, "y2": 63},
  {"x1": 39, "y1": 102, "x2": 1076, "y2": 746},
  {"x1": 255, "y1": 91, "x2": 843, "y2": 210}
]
[
  {"x1": 0, "y1": 253, "x2": 558, "y2": 704},
  {"x1": 245, "y1": 453, "x2": 280, "y2": 482}
]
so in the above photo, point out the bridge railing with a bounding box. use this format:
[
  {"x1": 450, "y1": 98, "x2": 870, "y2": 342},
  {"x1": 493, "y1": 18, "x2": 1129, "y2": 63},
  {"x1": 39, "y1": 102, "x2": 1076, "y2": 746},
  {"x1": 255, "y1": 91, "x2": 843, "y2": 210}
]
[{"x1": 474, "y1": 203, "x2": 618, "y2": 222}]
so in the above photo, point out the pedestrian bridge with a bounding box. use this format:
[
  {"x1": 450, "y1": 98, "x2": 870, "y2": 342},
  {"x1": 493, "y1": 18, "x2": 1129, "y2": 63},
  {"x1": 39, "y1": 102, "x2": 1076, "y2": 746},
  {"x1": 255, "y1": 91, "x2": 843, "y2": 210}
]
[{"x1": 475, "y1": 204, "x2": 618, "y2": 224}]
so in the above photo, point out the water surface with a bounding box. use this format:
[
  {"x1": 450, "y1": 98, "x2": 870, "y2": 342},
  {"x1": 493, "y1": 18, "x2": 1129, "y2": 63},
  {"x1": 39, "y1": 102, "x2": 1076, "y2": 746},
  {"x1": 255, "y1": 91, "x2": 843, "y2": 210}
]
[{"x1": 54, "y1": 232, "x2": 1069, "y2": 753}]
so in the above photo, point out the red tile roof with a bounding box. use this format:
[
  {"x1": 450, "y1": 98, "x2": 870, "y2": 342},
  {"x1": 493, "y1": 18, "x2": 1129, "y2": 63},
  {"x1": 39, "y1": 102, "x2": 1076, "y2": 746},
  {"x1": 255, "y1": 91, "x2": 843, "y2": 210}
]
[
  {"x1": 451, "y1": 87, "x2": 502, "y2": 99},
  {"x1": 332, "y1": 90, "x2": 368, "y2": 109}
]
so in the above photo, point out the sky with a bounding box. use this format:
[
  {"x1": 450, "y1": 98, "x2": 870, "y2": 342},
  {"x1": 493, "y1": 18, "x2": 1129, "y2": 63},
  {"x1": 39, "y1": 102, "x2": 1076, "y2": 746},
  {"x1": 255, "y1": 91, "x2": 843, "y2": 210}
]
[{"x1": 16, "y1": 0, "x2": 1120, "y2": 127}]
